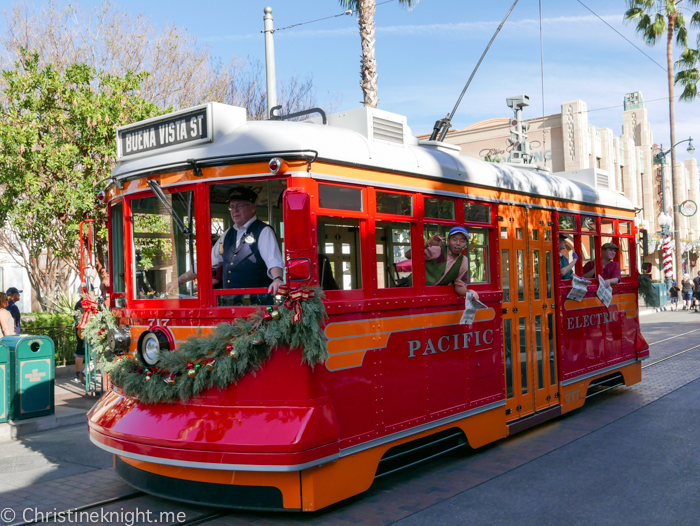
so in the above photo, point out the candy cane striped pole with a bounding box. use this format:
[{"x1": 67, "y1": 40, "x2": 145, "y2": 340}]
[{"x1": 663, "y1": 234, "x2": 674, "y2": 278}]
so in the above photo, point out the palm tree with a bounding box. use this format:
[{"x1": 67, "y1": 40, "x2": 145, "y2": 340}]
[
  {"x1": 339, "y1": 0, "x2": 417, "y2": 108},
  {"x1": 624, "y1": 0, "x2": 700, "y2": 276}
]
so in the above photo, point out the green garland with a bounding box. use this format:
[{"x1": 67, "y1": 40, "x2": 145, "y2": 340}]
[
  {"x1": 107, "y1": 288, "x2": 329, "y2": 404},
  {"x1": 637, "y1": 274, "x2": 658, "y2": 307},
  {"x1": 82, "y1": 302, "x2": 120, "y2": 363}
]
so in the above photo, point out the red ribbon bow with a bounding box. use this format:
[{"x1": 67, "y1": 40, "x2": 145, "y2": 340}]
[
  {"x1": 77, "y1": 295, "x2": 99, "y2": 330},
  {"x1": 278, "y1": 285, "x2": 315, "y2": 324}
]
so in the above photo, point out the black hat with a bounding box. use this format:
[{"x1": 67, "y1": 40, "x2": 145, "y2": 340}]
[
  {"x1": 559, "y1": 234, "x2": 569, "y2": 241},
  {"x1": 6, "y1": 287, "x2": 21, "y2": 295},
  {"x1": 228, "y1": 187, "x2": 258, "y2": 204}
]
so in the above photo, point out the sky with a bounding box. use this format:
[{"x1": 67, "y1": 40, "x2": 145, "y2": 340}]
[{"x1": 6, "y1": 0, "x2": 700, "y2": 162}]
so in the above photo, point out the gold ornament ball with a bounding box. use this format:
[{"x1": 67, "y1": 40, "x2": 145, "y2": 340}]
[
  {"x1": 145, "y1": 375, "x2": 151, "y2": 381},
  {"x1": 187, "y1": 369, "x2": 197, "y2": 378},
  {"x1": 274, "y1": 294, "x2": 284, "y2": 306},
  {"x1": 206, "y1": 360, "x2": 216, "y2": 371},
  {"x1": 270, "y1": 310, "x2": 281, "y2": 321},
  {"x1": 229, "y1": 348, "x2": 239, "y2": 359}
]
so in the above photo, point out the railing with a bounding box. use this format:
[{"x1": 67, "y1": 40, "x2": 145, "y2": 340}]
[{"x1": 20, "y1": 325, "x2": 78, "y2": 366}]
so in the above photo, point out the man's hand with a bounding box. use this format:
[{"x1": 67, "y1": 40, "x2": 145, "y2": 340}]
[
  {"x1": 268, "y1": 278, "x2": 282, "y2": 295},
  {"x1": 166, "y1": 280, "x2": 180, "y2": 295},
  {"x1": 467, "y1": 289, "x2": 480, "y2": 301},
  {"x1": 427, "y1": 233, "x2": 445, "y2": 247},
  {"x1": 268, "y1": 267, "x2": 284, "y2": 295}
]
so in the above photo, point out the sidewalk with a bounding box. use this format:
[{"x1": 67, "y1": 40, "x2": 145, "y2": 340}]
[{"x1": 0, "y1": 368, "x2": 100, "y2": 442}]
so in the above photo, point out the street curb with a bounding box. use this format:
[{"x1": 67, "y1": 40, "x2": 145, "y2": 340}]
[{"x1": 0, "y1": 406, "x2": 88, "y2": 442}]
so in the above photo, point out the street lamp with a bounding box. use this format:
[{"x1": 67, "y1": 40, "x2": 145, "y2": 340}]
[
  {"x1": 658, "y1": 212, "x2": 674, "y2": 290},
  {"x1": 653, "y1": 137, "x2": 695, "y2": 213}
]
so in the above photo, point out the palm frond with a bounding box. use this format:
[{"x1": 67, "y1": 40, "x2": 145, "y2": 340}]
[
  {"x1": 691, "y1": 10, "x2": 700, "y2": 29},
  {"x1": 675, "y1": 67, "x2": 700, "y2": 101},
  {"x1": 676, "y1": 25, "x2": 688, "y2": 47}
]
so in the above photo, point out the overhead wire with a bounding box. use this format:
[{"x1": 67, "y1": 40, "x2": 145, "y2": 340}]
[
  {"x1": 262, "y1": 0, "x2": 396, "y2": 34},
  {"x1": 573, "y1": 0, "x2": 667, "y2": 73},
  {"x1": 539, "y1": 0, "x2": 547, "y2": 168}
]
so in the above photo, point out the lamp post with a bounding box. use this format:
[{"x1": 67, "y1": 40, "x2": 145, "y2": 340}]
[
  {"x1": 653, "y1": 137, "x2": 696, "y2": 278},
  {"x1": 658, "y1": 212, "x2": 673, "y2": 291}
]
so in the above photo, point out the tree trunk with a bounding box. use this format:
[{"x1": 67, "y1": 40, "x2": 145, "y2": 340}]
[
  {"x1": 667, "y1": 14, "x2": 683, "y2": 278},
  {"x1": 358, "y1": 0, "x2": 378, "y2": 108}
]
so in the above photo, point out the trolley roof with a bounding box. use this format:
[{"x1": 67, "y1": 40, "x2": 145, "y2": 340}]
[{"x1": 111, "y1": 103, "x2": 634, "y2": 212}]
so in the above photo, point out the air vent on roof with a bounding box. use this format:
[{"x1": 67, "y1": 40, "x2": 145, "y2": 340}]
[
  {"x1": 595, "y1": 171, "x2": 610, "y2": 189},
  {"x1": 373, "y1": 116, "x2": 404, "y2": 144}
]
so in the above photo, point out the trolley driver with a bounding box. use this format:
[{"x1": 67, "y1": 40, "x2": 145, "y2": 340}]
[{"x1": 170, "y1": 187, "x2": 284, "y2": 295}]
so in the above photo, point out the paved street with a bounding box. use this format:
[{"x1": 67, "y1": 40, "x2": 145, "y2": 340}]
[{"x1": 0, "y1": 309, "x2": 699, "y2": 525}]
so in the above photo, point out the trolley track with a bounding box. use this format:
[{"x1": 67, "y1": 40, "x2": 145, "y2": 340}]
[
  {"x1": 647, "y1": 327, "x2": 700, "y2": 346},
  {"x1": 7, "y1": 491, "x2": 229, "y2": 526},
  {"x1": 642, "y1": 343, "x2": 700, "y2": 369}
]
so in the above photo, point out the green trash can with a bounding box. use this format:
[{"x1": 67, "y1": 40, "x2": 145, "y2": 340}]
[
  {"x1": 5, "y1": 335, "x2": 55, "y2": 420},
  {"x1": 0, "y1": 342, "x2": 9, "y2": 423}
]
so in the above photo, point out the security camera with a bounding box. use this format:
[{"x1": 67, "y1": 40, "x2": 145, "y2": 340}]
[{"x1": 506, "y1": 95, "x2": 530, "y2": 110}]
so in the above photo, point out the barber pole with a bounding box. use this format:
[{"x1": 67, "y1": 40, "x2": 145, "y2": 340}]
[{"x1": 663, "y1": 234, "x2": 674, "y2": 278}]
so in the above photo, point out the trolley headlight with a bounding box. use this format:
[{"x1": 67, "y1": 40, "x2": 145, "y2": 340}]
[
  {"x1": 107, "y1": 327, "x2": 131, "y2": 355},
  {"x1": 137, "y1": 330, "x2": 170, "y2": 366}
]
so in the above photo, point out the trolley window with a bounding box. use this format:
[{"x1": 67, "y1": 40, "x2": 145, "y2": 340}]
[
  {"x1": 319, "y1": 184, "x2": 363, "y2": 212},
  {"x1": 376, "y1": 221, "x2": 413, "y2": 288},
  {"x1": 318, "y1": 218, "x2": 362, "y2": 290},
  {"x1": 131, "y1": 189, "x2": 197, "y2": 300},
  {"x1": 619, "y1": 221, "x2": 632, "y2": 235},
  {"x1": 581, "y1": 235, "x2": 597, "y2": 279},
  {"x1": 111, "y1": 202, "x2": 125, "y2": 293},
  {"x1": 424, "y1": 197, "x2": 455, "y2": 220},
  {"x1": 580, "y1": 216, "x2": 597, "y2": 232},
  {"x1": 601, "y1": 219, "x2": 615, "y2": 234},
  {"x1": 376, "y1": 191, "x2": 412, "y2": 216},
  {"x1": 423, "y1": 224, "x2": 489, "y2": 286},
  {"x1": 468, "y1": 228, "x2": 490, "y2": 283},
  {"x1": 208, "y1": 180, "x2": 286, "y2": 306},
  {"x1": 464, "y1": 202, "x2": 491, "y2": 223},
  {"x1": 559, "y1": 214, "x2": 576, "y2": 231}
]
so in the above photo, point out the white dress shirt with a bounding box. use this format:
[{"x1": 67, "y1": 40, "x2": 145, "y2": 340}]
[{"x1": 211, "y1": 216, "x2": 284, "y2": 279}]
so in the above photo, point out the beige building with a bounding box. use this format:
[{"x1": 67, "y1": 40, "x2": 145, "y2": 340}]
[{"x1": 434, "y1": 92, "x2": 699, "y2": 280}]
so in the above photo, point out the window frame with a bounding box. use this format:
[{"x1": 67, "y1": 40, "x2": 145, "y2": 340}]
[{"x1": 125, "y1": 181, "x2": 205, "y2": 309}]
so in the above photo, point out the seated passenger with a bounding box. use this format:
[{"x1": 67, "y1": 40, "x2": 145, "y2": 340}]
[
  {"x1": 559, "y1": 234, "x2": 577, "y2": 279},
  {"x1": 170, "y1": 187, "x2": 285, "y2": 295},
  {"x1": 582, "y1": 242, "x2": 621, "y2": 286},
  {"x1": 423, "y1": 226, "x2": 480, "y2": 300}
]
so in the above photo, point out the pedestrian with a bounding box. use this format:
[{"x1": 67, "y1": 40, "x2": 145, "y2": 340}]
[
  {"x1": 693, "y1": 271, "x2": 700, "y2": 312},
  {"x1": 73, "y1": 298, "x2": 86, "y2": 383},
  {"x1": 681, "y1": 274, "x2": 694, "y2": 310},
  {"x1": 5, "y1": 287, "x2": 21, "y2": 334},
  {"x1": 0, "y1": 293, "x2": 14, "y2": 336},
  {"x1": 669, "y1": 281, "x2": 681, "y2": 311}
]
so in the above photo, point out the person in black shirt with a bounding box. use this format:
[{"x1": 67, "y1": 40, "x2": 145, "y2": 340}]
[
  {"x1": 693, "y1": 272, "x2": 700, "y2": 312},
  {"x1": 73, "y1": 299, "x2": 86, "y2": 383},
  {"x1": 5, "y1": 287, "x2": 21, "y2": 334},
  {"x1": 669, "y1": 281, "x2": 681, "y2": 311}
]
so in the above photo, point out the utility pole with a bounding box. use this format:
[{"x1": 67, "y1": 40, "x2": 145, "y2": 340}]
[{"x1": 263, "y1": 6, "x2": 277, "y2": 117}]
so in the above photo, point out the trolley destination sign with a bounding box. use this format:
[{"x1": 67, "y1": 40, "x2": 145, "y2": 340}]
[{"x1": 116, "y1": 104, "x2": 212, "y2": 161}]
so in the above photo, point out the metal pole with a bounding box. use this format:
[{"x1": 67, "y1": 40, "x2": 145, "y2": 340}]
[
  {"x1": 660, "y1": 149, "x2": 667, "y2": 214},
  {"x1": 263, "y1": 7, "x2": 277, "y2": 117}
]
